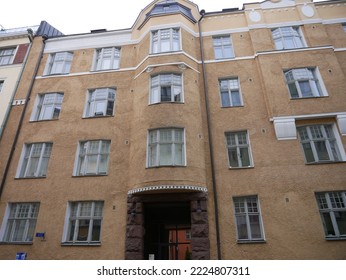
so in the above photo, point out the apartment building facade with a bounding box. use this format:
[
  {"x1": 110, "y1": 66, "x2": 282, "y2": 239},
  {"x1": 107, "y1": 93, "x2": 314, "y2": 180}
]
[{"x1": 0, "y1": 0, "x2": 345, "y2": 260}]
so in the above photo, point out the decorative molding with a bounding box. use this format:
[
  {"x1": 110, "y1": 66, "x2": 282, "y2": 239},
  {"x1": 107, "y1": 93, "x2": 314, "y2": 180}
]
[
  {"x1": 12, "y1": 99, "x2": 25, "y2": 106},
  {"x1": 128, "y1": 185, "x2": 208, "y2": 195},
  {"x1": 271, "y1": 112, "x2": 346, "y2": 140}
]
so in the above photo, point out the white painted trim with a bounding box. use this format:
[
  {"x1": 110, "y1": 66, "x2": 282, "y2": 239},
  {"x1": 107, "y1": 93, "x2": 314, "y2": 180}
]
[
  {"x1": 270, "y1": 112, "x2": 346, "y2": 122},
  {"x1": 256, "y1": 45, "x2": 334, "y2": 56}
]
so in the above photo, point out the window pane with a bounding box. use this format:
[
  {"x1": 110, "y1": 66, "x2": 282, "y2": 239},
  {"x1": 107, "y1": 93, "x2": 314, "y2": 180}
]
[
  {"x1": 239, "y1": 147, "x2": 250, "y2": 167},
  {"x1": 68, "y1": 220, "x2": 76, "y2": 241},
  {"x1": 335, "y1": 211, "x2": 346, "y2": 235},
  {"x1": 231, "y1": 91, "x2": 241, "y2": 106},
  {"x1": 12, "y1": 220, "x2": 26, "y2": 241},
  {"x1": 92, "y1": 220, "x2": 102, "y2": 241},
  {"x1": 161, "y1": 86, "x2": 172, "y2": 101},
  {"x1": 299, "y1": 81, "x2": 313, "y2": 97},
  {"x1": 288, "y1": 83, "x2": 299, "y2": 98},
  {"x1": 249, "y1": 215, "x2": 262, "y2": 239},
  {"x1": 315, "y1": 141, "x2": 330, "y2": 161},
  {"x1": 77, "y1": 220, "x2": 90, "y2": 241},
  {"x1": 228, "y1": 148, "x2": 239, "y2": 167},
  {"x1": 221, "y1": 91, "x2": 231, "y2": 107},
  {"x1": 160, "y1": 144, "x2": 172, "y2": 165},
  {"x1": 236, "y1": 215, "x2": 248, "y2": 239},
  {"x1": 99, "y1": 155, "x2": 109, "y2": 174},
  {"x1": 321, "y1": 213, "x2": 336, "y2": 236},
  {"x1": 174, "y1": 143, "x2": 183, "y2": 165},
  {"x1": 302, "y1": 142, "x2": 315, "y2": 163},
  {"x1": 86, "y1": 155, "x2": 98, "y2": 174}
]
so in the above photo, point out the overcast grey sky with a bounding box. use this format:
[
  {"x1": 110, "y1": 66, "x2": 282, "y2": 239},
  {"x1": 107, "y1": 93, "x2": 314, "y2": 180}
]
[{"x1": 1, "y1": 0, "x2": 325, "y2": 35}]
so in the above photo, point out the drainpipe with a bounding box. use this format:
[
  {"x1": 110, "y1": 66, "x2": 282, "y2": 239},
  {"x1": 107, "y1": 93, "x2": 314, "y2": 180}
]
[
  {"x1": 0, "y1": 34, "x2": 47, "y2": 198},
  {"x1": 198, "y1": 10, "x2": 222, "y2": 260}
]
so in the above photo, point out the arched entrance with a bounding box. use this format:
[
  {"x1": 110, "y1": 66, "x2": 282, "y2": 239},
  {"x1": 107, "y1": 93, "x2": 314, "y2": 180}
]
[{"x1": 125, "y1": 186, "x2": 210, "y2": 260}]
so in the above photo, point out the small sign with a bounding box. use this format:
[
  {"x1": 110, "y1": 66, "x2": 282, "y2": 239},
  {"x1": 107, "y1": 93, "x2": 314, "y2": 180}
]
[
  {"x1": 16, "y1": 252, "x2": 27, "y2": 260},
  {"x1": 36, "y1": 232, "x2": 45, "y2": 238}
]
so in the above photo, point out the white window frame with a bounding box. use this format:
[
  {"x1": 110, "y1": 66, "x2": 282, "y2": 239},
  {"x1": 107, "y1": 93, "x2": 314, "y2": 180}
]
[
  {"x1": 93, "y1": 47, "x2": 120, "y2": 71},
  {"x1": 151, "y1": 28, "x2": 180, "y2": 54},
  {"x1": 31, "y1": 92, "x2": 64, "y2": 121},
  {"x1": 213, "y1": 35, "x2": 235, "y2": 59},
  {"x1": 16, "y1": 142, "x2": 53, "y2": 178},
  {"x1": 44, "y1": 52, "x2": 73, "y2": 75},
  {"x1": 74, "y1": 140, "x2": 111, "y2": 176},
  {"x1": 0, "y1": 202, "x2": 40, "y2": 243},
  {"x1": 150, "y1": 73, "x2": 183, "y2": 104},
  {"x1": 233, "y1": 196, "x2": 265, "y2": 242},
  {"x1": 147, "y1": 128, "x2": 186, "y2": 167},
  {"x1": 271, "y1": 26, "x2": 305, "y2": 50},
  {"x1": 84, "y1": 88, "x2": 116, "y2": 117},
  {"x1": 284, "y1": 67, "x2": 327, "y2": 99},
  {"x1": 219, "y1": 77, "x2": 243, "y2": 107},
  {"x1": 225, "y1": 131, "x2": 253, "y2": 168},
  {"x1": 62, "y1": 201, "x2": 103, "y2": 244},
  {"x1": 316, "y1": 191, "x2": 346, "y2": 239},
  {"x1": 297, "y1": 124, "x2": 344, "y2": 164},
  {"x1": 0, "y1": 47, "x2": 16, "y2": 65}
]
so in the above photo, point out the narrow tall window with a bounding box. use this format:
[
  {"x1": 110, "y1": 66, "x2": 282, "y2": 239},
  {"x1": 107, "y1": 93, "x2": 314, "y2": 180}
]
[
  {"x1": 219, "y1": 78, "x2": 243, "y2": 107},
  {"x1": 94, "y1": 47, "x2": 120, "y2": 70},
  {"x1": 272, "y1": 26, "x2": 304, "y2": 50},
  {"x1": 18, "y1": 143, "x2": 52, "y2": 178},
  {"x1": 213, "y1": 35, "x2": 234, "y2": 59},
  {"x1": 34, "y1": 93, "x2": 64, "y2": 121},
  {"x1": 284, "y1": 68, "x2": 325, "y2": 99},
  {"x1": 64, "y1": 201, "x2": 103, "y2": 244},
  {"x1": 0, "y1": 80, "x2": 4, "y2": 93},
  {"x1": 150, "y1": 74, "x2": 182, "y2": 104},
  {"x1": 0, "y1": 47, "x2": 16, "y2": 65},
  {"x1": 45, "y1": 52, "x2": 73, "y2": 75},
  {"x1": 316, "y1": 192, "x2": 346, "y2": 239},
  {"x1": 225, "y1": 131, "x2": 253, "y2": 168},
  {"x1": 75, "y1": 140, "x2": 111, "y2": 176},
  {"x1": 148, "y1": 128, "x2": 185, "y2": 167},
  {"x1": 297, "y1": 124, "x2": 342, "y2": 163},
  {"x1": 233, "y1": 196, "x2": 264, "y2": 242},
  {"x1": 2, "y1": 203, "x2": 40, "y2": 243},
  {"x1": 85, "y1": 88, "x2": 116, "y2": 117},
  {"x1": 152, "y1": 28, "x2": 180, "y2": 53}
]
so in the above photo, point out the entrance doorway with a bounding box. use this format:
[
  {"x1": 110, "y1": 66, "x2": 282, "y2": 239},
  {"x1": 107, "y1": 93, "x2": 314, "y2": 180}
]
[{"x1": 144, "y1": 202, "x2": 191, "y2": 260}]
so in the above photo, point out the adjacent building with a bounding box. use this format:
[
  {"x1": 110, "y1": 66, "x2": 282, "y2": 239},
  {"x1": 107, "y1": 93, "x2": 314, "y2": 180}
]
[{"x1": 0, "y1": 0, "x2": 345, "y2": 260}]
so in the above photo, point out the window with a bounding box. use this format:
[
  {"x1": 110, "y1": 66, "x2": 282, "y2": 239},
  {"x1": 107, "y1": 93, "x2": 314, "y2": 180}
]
[
  {"x1": 84, "y1": 88, "x2": 116, "y2": 117},
  {"x1": 0, "y1": 47, "x2": 16, "y2": 65},
  {"x1": 152, "y1": 28, "x2": 180, "y2": 53},
  {"x1": 272, "y1": 26, "x2": 304, "y2": 50},
  {"x1": 75, "y1": 140, "x2": 111, "y2": 176},
  {"x1": 284, "y1": 68, "x2": 325, "y2": 99},
  {"x1": 0, "y1": 80, "x2": 4, "y2": 92},
  {"x1": 17, "y1": 143, "x2": 52, "y2": 178},
  {"x1": 225, "y1": 131, "x2": 253, "y2": 168},
  {"x1": 64, "y1": 201, "x2": 103, "y2": 244},
  {"x1": 45, "y1": 52, "x2": 73, "y2": 75},
  {"x1": 94, "y1": 47, "x2": 120, "y2": 70},
  {"x1": 150, "y1": 74, "x2": 182, "y2": 104},
  {"x1": 233, "y1": 196, "x2": 264, "y2": 242},
  {"x1": 219, "y1": 78, "x2": 243, "y2": 107},
  {"x1": 148, "y1": 128, "x2": 185, "y2": 167},
  {"x1": 213, "y1": 35, "x2": 234, "y2": 59},
  {"x1": 1, "y1": 203, "x2": 40, "y2": 243},
  {"x1": 342, "y1": 23, "x2": 346, "y2": 32},
  {"x1": 316, "y1": 192, "x2": 346, "y2": 239},
  {"x1": 297, "y1": 124, "x2": 342, "y2": 163},
  {"x1": 33, "y1": 93, "x2": 64, "y2": 121}
]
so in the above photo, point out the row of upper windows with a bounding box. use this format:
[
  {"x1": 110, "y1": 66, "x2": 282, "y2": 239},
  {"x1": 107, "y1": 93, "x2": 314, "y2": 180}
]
[
  {"x1": 1, "y1": 191, "x2": 345, "y2": 244},
  {"x1": 15, "y1": 123, "x2": 346, "y2": 180},
  {"x1": 41, "y1": 23, "x2": 346, "y2": 75},
  {"x1": 31, "y1": 66, "x2": 329, "y2": 123}
]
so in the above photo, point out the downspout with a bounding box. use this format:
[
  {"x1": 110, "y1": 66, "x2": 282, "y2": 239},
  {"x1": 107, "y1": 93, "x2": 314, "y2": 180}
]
[
  {"x1": 198, "y1": 10, "x2": 222, "y2": 260},
  {"x1": 0, "y1": 34, "x2": 47, "y2": 198}
]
